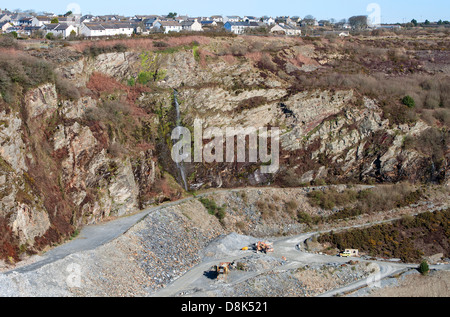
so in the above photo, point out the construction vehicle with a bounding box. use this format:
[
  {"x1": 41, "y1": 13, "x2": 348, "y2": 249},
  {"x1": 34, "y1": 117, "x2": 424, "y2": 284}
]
[
  {"x1": 214, "y1": 262, "x2": 231, "y2": 279},
  {"x1": 241, "y1": 246, "x2": 249, "y2": 251},
  {"x1": 339, "y1": 249, "x2": 359, "y2": 257},
  {"x1": 256, "y1": 241, "x2": 274, "y2": 253}
]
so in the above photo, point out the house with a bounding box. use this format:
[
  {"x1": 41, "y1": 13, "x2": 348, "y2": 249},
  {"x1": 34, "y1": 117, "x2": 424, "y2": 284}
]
[
  {"x1": 244, "y1": 16, "x2": 259, "y2": 23},
  {"x1": 57, "y1": 16, "x2": 80, "y2": 26},
  {"x1": 223, "y1": 16, "x2": 241, "y2": 23},
  {"x1": 143, "y1": 17, "x2": 160, "y2": 29},
  {"x1": 210, "y1": 15, "x2": 223, "y2": 22},
  {"x1": 0, "y1": 21, "x2": 12, "y2": 33},
  {"x1": 80, "y1": 15, "x2": 94, "y2": 23},
  {"x1": 43, "y1": 23, "x2": 78, "y2": 38},
  {"x1": 32, "y1": 16, "x2": 52, "y2": 27},
  {"x1": 262, "y1": 16, "x2": 275, "y2": 25},
  {"x1": 224, "y1": 21, "x2": 259, "y2": 34},
  {"x1": 0, "y1": 14, "x2": 11, "y2": 23},
  {"x1": 181, "y1": 19, "x2": 203, "y2": 32},
  {"x1": 19, "y1": 17, "x2": 33, "y2": 26},
  {"x1": 270, "y1": 23, "x2": 301, "y2": 36},
  {"x1": 378, "y1": 24, "x2": 402, "y2": 30},
  {"x1": 80, "y1": 22, "x2": 106, "y2": 37},
  {"x1": 154, "y1": 21, "x2": 182, "y2": 33},
  {"x1": 175, "y1": 15, "x2": 190, "y2": 23},
  {"x1": 97, "y1": 15, "x2": 125, "y2": 22},
  {"x1": 22, "y1": 26, "x2": 43, "y2": 36},
  {"x1": 80, "y1": 22, "x2": 135, "y2": 37},
  {"x1": 200, "y1": 20, "x2": 217, "y2": 27}
]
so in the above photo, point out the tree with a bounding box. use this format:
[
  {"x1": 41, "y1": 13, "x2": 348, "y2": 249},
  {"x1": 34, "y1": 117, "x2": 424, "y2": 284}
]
[
  {"x1": 67, "y1": 30, "x2": 77, "y2": 40},
  {"x1": 349, "y1": 15, "x2": 368, "y2": 30},
  {"x1": 167, "y1": 12, "x2": 177, "y2": 19},
  {"x1": 64, "y1": 11, "x2": 73, "y2": 17},
  {"x1": 411, "y1": 19, "x2": 418, "y2": 27},
  {"x1": 50, "y1": 17, "x2": 59, "y2": 24},
  {"x1": 418, "y1": 260, "x2": 429, "y2": 275},
  {"x1": 424, "y1": 19, "x2": 430, "y2": 25}
]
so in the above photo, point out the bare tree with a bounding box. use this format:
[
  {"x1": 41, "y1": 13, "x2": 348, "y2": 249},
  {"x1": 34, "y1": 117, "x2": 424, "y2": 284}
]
[{"x1": 348, "y1": 15, "x2": 368, "y2": 30}]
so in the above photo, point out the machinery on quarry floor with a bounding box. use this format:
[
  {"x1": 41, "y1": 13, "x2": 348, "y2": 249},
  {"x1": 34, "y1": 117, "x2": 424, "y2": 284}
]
[
  {"x1": 214, "y1": 262, "x2": 231, "y2": 279},
  {"x1": 256, "y1": 241, "x2": 274, "y2": 253}
]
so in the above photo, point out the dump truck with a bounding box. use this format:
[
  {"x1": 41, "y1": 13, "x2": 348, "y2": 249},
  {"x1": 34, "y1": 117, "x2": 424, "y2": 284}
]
[
  {"x1": 256, "y1": 241, "x2": 274, "y2": 253},
  {"x1": 214, "y1": 262, "x2": 231, "y2": 279}
]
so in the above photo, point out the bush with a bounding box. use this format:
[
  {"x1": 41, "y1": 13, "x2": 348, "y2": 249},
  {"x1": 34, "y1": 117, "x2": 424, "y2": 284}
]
[
  {"x1": 0, "y1": 35, "x2": 19, "y2": 49},
  {"x1": 153, "y1": 41, "x2": 169, "y2": 48},
  {"x1": 0, "y1": 52, "x2": 56, "y2": 104},
  {"x1": 418, "y1": 260, "x2": 430, "y2": 275},
  {"x1": 198, "y1": 197, "x2": 226, "y2": 221},
  {"x1": 55, "y1": 76, "x2": 80, "y2": 100},
  {"x1": 402, "y1": 95, "x2": 416, "y2": 108},
  {"x1": 137, "y1": 71, "x2": 152, "y2": 85}
]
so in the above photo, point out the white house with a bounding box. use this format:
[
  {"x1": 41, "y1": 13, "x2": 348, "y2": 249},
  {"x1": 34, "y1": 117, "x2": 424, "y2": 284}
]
[
  {"x1": 181, "y1": 19, "x2": 203, "y2": 32},
  {"x1": 224, "y1": 21, "x2": 259, "y2": 34},
  {"x1": 143, "y1": 17, "x2": 160, "y2": 29},
  {"x1": 80, "y1": 22, "x2": 134, "y2": 37},
  {"x1": 43, "y1": 23, "x2": 78, "y2": 38},
  {"x1": 154, "y1": 21, "x2": 182, "y2": 33},
  {"x1": 244, "y1": 16, "x2": 259, "y2": 23},
  {"x1": 262, "y1": 16, "x2": 275, "y2": 25},
  {"x1": 210, "y1": 15, "x2": 223, "y2": 22},
  {"x1": 0, "y1": 22, "x2": 12, "y2": 33},
  {"x1": 270, "y1": 23, "x2": 301, "y2": 36},
  {"x1": 32, "y1": 16, "x2": 52, "y2": 27},
  {"x1": 19, "y1": 17, "x2": 33, "y2": 26},
  {"x1": 200, "y1": 20, "x2": 217, "y2": 27},
  {"x1": 223, "y1": 16, "x2": 241, "y2": 23},
  {"x1": 80, "y1": 22, "x2": 106, "y2": 37}
]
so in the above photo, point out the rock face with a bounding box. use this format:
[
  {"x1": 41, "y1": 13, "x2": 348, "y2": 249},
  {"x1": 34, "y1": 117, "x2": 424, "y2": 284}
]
[{"x1": 0, "y1": 39, "x2": 447, "y2": 263}]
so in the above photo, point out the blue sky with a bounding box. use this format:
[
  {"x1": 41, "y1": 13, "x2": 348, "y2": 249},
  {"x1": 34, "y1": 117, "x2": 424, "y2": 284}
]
[{"x1": 3, "y1": 0, "x2": 449, "y2": 23}]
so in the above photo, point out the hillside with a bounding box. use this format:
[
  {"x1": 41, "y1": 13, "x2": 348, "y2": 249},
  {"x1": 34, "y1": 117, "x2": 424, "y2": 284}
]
[{"x1": 0, "y1": 31, "x2": 448, "y2": 263}]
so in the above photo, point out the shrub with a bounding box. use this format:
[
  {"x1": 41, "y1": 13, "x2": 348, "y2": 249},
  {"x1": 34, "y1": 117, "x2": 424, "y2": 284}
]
[
  {"x1": 198, "y1": 197, "x2": 226, "y2": 221},
  {"x1": 402, "y1": 95, "x2": 416, "y2": 108},
  {"x1": 0, "y1": 35, "x2": 19, "y2": 49},
  {"x1": 285, "y1": 200, "x2": 298, "y2": 215},
  {"x1": 153, "y1": 41, "x2": 169, "y2": 48},
  {"x1": 0, "y1": 52, "x2": 56, "y2": 104},
  {"x1": 418, "y1": 260, "x2": 430, "y2": 275},
  {"x1": 137, "y1": 71, "x2": 153, "y2": 85},
  {"x1": 46, "y1": 33, "x2": 55, "y2": 40},
  {"x1": 55, "y1": 76, "x2": 80, "y2": 100}
]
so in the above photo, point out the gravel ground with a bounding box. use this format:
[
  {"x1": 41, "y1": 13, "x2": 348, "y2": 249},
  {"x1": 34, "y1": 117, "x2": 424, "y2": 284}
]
[
  {"x1": 196, "y1": 260, "x2": 373, "y2": 297},
  {"x1": 359, "y1": 269, "x2": 450, "y2": 297}
]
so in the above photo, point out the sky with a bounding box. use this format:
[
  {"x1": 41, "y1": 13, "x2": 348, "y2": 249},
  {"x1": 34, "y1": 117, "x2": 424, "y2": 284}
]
[{"x1": 2, "y1": 0, "x2": 449, "y2": 23}]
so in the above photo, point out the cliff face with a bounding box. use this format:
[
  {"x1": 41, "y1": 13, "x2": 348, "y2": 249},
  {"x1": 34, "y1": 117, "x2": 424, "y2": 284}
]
[{"x1": 0, "y1": 36, "x2": 448, "y2": 262}]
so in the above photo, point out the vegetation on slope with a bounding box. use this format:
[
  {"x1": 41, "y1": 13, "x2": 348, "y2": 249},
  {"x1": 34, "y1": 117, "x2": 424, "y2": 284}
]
[{"x1": 317, "y1": 208, "x2": 450, "y2": 263}]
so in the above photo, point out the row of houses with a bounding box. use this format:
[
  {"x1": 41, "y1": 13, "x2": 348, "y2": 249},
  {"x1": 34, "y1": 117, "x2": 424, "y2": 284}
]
[{"x1": 0, "y1": 11, "x2": 308, "y2": 38}]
